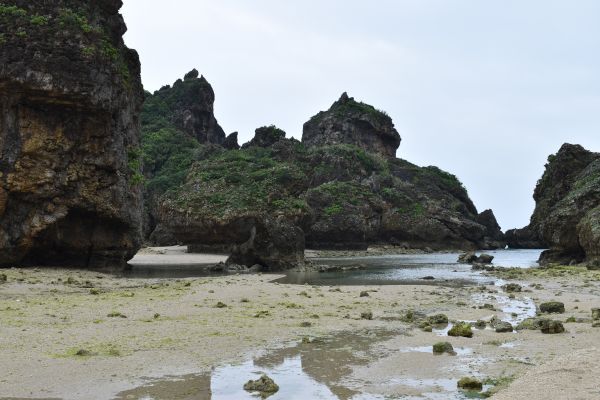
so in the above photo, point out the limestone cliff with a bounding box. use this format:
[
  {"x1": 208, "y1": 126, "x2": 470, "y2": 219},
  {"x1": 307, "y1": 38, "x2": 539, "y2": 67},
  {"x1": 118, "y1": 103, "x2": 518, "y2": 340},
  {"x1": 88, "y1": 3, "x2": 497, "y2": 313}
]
[
  {"x1": 0, "y1": 0, "x2": 144, "y2": 268},
  {"x1": 151, "y1": 93, "x2": 505, "y2": 269},
  {"x1": 508, "y1": 144, "x2": 600, "y2": 265},
  {"x1": 141, "y1": 70, "x2": 230, "y2": 239},
  {"x1": 142, "y1": 70, "x2": 226, "y2": 145},
  {"x1": 302, "y1": 93, "x2": 401, "y2": 158}
]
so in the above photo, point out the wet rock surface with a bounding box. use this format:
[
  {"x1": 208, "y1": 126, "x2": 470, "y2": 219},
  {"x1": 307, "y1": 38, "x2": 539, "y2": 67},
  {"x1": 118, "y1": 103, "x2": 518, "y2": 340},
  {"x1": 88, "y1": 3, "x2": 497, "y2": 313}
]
[
  {"x1": 458, "y1": 252, "x2": 494, "y2": 264},
  {"x1": 502, "y1": 283, "x2": 522, "y2": 293},
  {"x1": 0, "y1": 0, "x2": 144, "y2": 269},
  {"x1": 457, "y1": 377, "x2": 483, "y2": 391},
  {"x1": 243, "y1": 374, "x2": 279, "y2": 396},
  {"x1": 432, "y1": 341, "x2": 455, "y2": 355}
]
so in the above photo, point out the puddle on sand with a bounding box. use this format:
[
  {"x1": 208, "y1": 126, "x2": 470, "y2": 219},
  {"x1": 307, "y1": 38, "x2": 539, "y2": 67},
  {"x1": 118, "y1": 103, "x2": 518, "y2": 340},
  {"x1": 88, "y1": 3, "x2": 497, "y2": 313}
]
[
  {"x1": 113, "y1": 373, "x2": 212, "y2": 400},
  {"x1": 390, "y1": 378, "x2": 491, "y2": 400},
  {"x1": 114, "y1": 329, "x2": 394, "y2": 400},
  {"x1": 114, "y1": 328, "x2": 482, "y2": 400},
  {"x1": 433, "y1": 323, "x2": 453, "y2": 336}
]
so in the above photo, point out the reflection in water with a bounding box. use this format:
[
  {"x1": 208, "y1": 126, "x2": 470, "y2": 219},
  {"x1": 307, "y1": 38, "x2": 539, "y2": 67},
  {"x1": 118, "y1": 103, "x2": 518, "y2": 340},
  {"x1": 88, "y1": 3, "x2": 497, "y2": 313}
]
[
  {"x1": 112, "y1": 251, "x2": 544, "y2": 399},
  {"x1": 277, "y1": 249, "x2": 544, "y2": 286},
  {"x1": 113, "y1": 329, "x2": 482, "y2": 400},
  {"x1": 212, "y1": 357, "x2": 342, "y2": 399},
  {"x1": 113, "y1": 373, "x2": 212, "y2": 400},
  {"x1": 118, "y1": 249, "x2": 543, "y2": 282}
]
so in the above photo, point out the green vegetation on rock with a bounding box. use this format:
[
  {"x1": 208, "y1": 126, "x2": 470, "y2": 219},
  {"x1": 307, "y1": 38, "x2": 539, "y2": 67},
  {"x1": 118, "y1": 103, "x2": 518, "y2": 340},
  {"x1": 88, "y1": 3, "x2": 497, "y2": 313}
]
[
  {"x1": 457, "y1": 377, "x2": 483, "y2": 391},
  {"x1": 432, "y1": 341, "x2": 455, "y2": 355},
  {"x1": 448, "y1": 322, "x2": 473, "y2": 338}
]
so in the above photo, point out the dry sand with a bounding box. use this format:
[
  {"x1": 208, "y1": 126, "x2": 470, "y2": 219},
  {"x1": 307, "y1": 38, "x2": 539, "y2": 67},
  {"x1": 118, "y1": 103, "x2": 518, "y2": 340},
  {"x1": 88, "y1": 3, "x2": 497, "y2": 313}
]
[
  {"x1": 1, "y1": 249, "x2": 599, "y2": 399},
  {"x1": 128, "y1": 246, "x2": 227, "y2": 266}
]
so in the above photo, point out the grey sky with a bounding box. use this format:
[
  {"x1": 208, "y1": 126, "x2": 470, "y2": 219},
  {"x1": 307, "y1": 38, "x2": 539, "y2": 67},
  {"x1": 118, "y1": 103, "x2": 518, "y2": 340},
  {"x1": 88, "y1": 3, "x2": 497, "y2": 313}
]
[{"x1": 121, "y1": 0, "x2": 600, "y2": 231}]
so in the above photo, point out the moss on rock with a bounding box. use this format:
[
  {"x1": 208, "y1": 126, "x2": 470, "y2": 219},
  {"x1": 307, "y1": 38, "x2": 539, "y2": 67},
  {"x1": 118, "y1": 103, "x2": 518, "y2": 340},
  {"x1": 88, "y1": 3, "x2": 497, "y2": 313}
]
[{"x1": 448, "y1": 322, "x2": 473, "y2": 338}]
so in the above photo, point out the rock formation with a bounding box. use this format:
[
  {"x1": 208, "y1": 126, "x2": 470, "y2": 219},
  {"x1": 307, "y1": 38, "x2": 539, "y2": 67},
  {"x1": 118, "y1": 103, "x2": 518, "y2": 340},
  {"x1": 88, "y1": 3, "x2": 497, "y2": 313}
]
[
  {"x1": 505, "y1": 226, "x2": 543, "y2": 249},
  {"x1": 223, "y1": 132, "x2": 240, "y2": 150},
  {"x1": 509, "y1": 144, "x2": 600, "y2": 265},
  {"x1": 149, "y1": 92, "x2": 505, "y2": 269},
  {"x1": 302, "y1": 93, "x2": 401, "y2": 158},
  {"x1": 476, "y1": 209, "x2": 506, "y2": 249},
  {"x1": 142, "y1": 70, "x2": 226, "y2": 145},
  {"x1": 0, "y1": 0, "x2": 144, "y2": 268},
  {"x1": 140, "y1": 70, "x2": 229, "y2": 239},
  {"x1": 242, "y1": 125, "x2": 287, "y2": 148}
]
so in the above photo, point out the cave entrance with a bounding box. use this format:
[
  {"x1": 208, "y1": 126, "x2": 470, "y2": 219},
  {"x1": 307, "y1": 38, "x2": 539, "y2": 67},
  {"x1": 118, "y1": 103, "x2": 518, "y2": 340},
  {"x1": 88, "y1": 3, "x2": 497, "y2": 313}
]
[{"x1": 22, "y1": 208, "x2": 134, "y2": 270}]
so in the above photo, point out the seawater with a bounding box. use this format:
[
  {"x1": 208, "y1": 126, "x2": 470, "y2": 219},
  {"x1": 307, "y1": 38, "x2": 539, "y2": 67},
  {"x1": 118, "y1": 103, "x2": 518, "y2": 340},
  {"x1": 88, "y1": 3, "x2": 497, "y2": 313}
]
[{"x1": 277, "y1": 249, "x2": 544, "y2": 286}]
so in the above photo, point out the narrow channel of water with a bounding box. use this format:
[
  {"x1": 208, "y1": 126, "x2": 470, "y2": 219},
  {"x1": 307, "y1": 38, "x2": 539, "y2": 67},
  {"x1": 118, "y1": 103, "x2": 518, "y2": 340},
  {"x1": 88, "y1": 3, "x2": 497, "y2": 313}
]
[{"x1": 277, "y1": 249, "x2": 544, "y2": 286}]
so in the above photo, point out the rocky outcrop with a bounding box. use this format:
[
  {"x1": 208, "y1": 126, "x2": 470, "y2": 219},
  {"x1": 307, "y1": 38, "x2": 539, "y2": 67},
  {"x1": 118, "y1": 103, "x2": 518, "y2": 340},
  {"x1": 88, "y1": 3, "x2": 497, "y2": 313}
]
[
  {"x1": 223, "y1": 132, "x2": 240, "y2": 150},
  {"x1": 476, "y1": 209, "x2": 505, "y2": 248},
  {"x1": 242, "y1": 125, "x2": 286, "y2": 148},
  {"x1": 142, "y1": 70, "x2": 225, "y2": 145},
  {"x1": 0, "y1": 0, "x2": 144, "y2": 268},
  {"x1": 505, "y1": 226, "x2": 543, "y2": 249},
  {"x1": 140, "y1": 71, "x2": 229, "y2": 241},
  {"x1": 302, "y1": 93, "x2": 401, "y2": 158},
  {"x1": 158, "y1": 206, "x2": 306, "y2": 270},
  {"x1": 151, "y1": 94, "x2": 505, "y2": 268},
  {"x1": 510, "y1": 144, "x2": 600, "y2": 264}
]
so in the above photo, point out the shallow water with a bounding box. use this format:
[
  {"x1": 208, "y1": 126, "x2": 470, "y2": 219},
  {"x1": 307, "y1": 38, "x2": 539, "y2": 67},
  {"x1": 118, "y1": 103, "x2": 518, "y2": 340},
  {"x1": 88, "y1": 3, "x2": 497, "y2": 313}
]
[
  {"x1": 110, "y1": 249, "x2": 544, "y2": 399},
  {"x1": 121, "y1": 249, "x2": 544, "y2": 282},
  {"x1": 114, "y1": 329, "x2": 486, "y2": 400},
  {"x1": 277, "y1": 249, "x2": 544, "y2": 286}
]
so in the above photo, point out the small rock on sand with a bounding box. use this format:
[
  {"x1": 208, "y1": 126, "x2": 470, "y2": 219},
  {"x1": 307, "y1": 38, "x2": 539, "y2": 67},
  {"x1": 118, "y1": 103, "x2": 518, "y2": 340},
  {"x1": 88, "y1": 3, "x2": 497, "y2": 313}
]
[
  {"x1": 540, "y1": 320, "x2": 565, "y2": 334},
  {"x1": 244, "y1": 374, "x2": 279, "y2": 396},
  {"x1": 448, "y1": 322, "x2": 473, "y2": 338},
  {"x1": 457, "y1": 377, "x2": 482, "y2": 391},
  {"x1": 432, "y1": 342, "x2": 455, "y2": 355},
  {"x1": 539, "y1": 301, "x2": 565, "y2": 314}
]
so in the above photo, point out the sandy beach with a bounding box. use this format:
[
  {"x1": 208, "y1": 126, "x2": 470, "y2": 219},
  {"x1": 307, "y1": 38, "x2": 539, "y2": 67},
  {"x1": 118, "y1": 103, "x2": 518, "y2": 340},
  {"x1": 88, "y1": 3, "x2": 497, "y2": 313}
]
[{"x1": 1, "y1": 249, "x2": 599, "y2": 399}]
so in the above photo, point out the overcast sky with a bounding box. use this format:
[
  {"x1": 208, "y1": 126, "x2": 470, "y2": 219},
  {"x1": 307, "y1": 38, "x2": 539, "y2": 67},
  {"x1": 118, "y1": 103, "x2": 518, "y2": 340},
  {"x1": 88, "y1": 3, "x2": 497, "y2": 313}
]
[{"x1": 121, "y1": 0, "x2": 600, "y2": 231}]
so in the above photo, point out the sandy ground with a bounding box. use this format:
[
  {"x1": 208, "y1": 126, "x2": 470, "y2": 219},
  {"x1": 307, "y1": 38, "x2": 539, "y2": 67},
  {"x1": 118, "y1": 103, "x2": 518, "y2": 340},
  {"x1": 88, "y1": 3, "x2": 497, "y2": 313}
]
[
  {"x1": 0, "y1": 249, "x2": 599, "y2": 399},
  {"x1": 128, "y1": 246, "x2": 227, "y2": 266}
]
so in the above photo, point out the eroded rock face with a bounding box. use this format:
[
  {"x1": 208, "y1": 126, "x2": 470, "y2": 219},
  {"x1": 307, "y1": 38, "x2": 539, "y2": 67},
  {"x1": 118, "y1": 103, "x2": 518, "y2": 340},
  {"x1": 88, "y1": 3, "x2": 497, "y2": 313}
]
[
  {"x1": 158, "y1": 206, "x2": 306, "y2": 271},
  {"x1": 143, "y1": 70, "x2": 226, "y2": 145},
  {"x1": 302, "y1": 92, "x2": 401, "y2": 158},
  {"x1": 476, "y1": 209, "x2": 505, "y2": 249},
  {"x1": 511, "y1": 144, "x2": 600, "y2": 264},
  {"x1": 152, "y1": 94, "x2": 505, "y2": 269},
  {"x1": 0, "y1": 0, "x2": 144, "y2": 269},
  {"x1": 505, "y1": 226, "x2": 543, "y2": 249},
  {"x1": 223, "y1": 132, "x2": 240, "y2": 150},
  {"x1": 242, "y1": 125, "x2": 286, "y2": 148}
]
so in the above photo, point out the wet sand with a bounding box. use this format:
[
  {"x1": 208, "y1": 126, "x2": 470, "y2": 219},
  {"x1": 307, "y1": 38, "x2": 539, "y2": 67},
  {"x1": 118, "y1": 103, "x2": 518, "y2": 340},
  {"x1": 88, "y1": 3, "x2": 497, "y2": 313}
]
[{"x1": 1, "y1": 251, "x2": 600, "y2": 399}]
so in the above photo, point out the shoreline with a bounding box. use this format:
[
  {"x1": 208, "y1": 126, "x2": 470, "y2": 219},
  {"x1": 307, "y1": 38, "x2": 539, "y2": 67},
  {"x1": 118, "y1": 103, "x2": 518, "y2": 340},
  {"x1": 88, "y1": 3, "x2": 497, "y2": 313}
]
[{"x1": 1, "y1": 253, "x2": 599, "y2": 399}]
